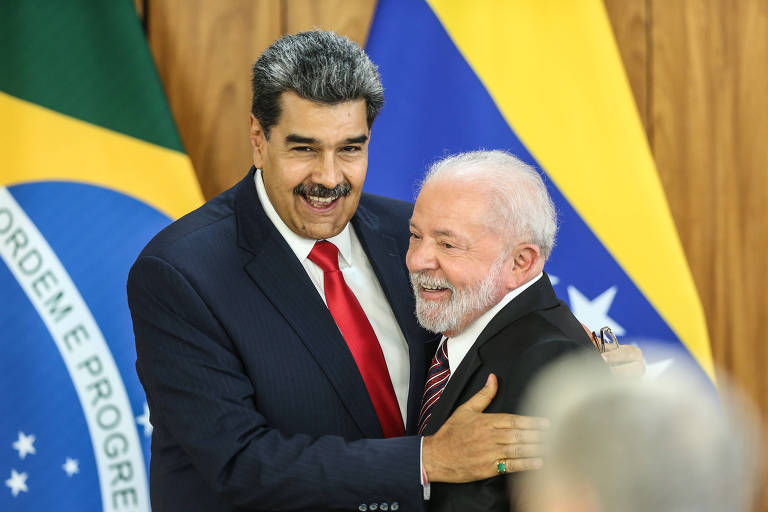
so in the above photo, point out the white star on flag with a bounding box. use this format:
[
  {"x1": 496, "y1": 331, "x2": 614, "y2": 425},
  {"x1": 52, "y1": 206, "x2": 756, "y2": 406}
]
[
  {"x1": 567, "y1": 285, "x2": 625, "y2": 335},
  {"x1": 5, "y1": 469, "x2": 28, "y2": 497},
  {"x1": 63, "y1": 457, "x2": 80, "y2": 477},
  {"x1": 12, "y1": 431, "x2": 36, "y2": 460},
  {"x1": 136, "y1": 402, "x2": 153, "y2": 437}
]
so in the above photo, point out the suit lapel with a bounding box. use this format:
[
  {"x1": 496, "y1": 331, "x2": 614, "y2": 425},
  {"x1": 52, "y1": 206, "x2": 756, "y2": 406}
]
[
  {"x1": 423, "y1": 275, "x2": 561, "y2": 434},
  {"x1": 235, "y1": 169, "x2": 383, "y2": 438},
  {"x1": 471, "y1": 274, "x2": 561, "y2": 352},
  {"x1": 351, "y1": 202, "x2": 431, "y2": 433}
]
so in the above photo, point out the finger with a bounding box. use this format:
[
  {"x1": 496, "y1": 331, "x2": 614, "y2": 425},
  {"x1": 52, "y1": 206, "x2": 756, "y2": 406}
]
[
  {"x1": 459, "y1": 373, "x2": 498, "y2": 413},
  {"x1": 496, "y1": 457, "x2": 543, "y2": 473},
  {"x1": 490, "y1": 428, "x2": 543, "y2": 445},
  {"x1": 607, "y1": 361, "x2": 646, "y2": 378},
  {"x1": 498, "y1": 443, "x2": 544, "y2": 459},
  {"x1": 601, "y1": 344, "x2": 642, "y2": 364},
  {"x1": 484, "y1": 412, "x2": 550, "y2": 430},
  {"x1": 602, "y1": 339, "x2": 620, "y2": 352}
]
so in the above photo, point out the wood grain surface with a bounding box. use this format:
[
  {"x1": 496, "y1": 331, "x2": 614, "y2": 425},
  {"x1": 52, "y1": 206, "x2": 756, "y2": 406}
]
[
  {"x1": 644, "y1": 3, "x2": 768, "y2": 505},
  {"x1": 141, "y1": 1, "x2": 768, "y2": 507},
  {"x1": 145, "y1": 0, "x2": 281, "y2": 196},
  {"x1": 284, "y1": 0, "x2": 376, "y2": 46},
  {"x1": 603, "y1": 0, "x2": 649, "y2": 132}
]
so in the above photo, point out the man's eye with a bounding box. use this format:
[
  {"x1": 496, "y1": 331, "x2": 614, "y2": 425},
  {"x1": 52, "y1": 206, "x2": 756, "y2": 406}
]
[
  {"x1": 441, "y1": 242, "x2": 455, "y2": 249},
  {"x1": 342, "y1": 145, "x2": 361, "y2": 152},
  {"x1": 292, "y1": 146, "x2": 313, "y2": 152},
  {"x1": 409, "y1": 232, "x2": 421, "y2": 240}
]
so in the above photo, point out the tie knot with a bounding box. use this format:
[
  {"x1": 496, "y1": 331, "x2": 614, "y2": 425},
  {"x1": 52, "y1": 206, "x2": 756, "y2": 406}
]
[{"x1": 308, "y1": 241, "x2": 340, "y2": 272}]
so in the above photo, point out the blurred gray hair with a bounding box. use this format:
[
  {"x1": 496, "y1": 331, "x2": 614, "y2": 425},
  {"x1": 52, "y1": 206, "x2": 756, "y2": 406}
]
[
  {"x1": 419, "y1": 150, "x2": 557, "y2": 260},
  {"x1": 251, "y1": 30, "x2": 384, "y2": 138},
  {"x1": 517, "y1": 351, "x2": 764, "y2": 512}
]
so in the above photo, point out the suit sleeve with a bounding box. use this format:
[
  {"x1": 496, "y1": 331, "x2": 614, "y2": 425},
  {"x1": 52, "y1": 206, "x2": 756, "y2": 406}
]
[
  {"x1": 128, "y1": 254, "x2": 424, "y2": 510},
  {"x1": 488, "y1": 337, "x2": 601, "y2": 416}
]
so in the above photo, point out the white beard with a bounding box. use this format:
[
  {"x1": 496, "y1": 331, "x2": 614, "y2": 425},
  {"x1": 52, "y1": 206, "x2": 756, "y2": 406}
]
[{"x1": 410, "y1": 256, "x2": 507, "y2": 335}]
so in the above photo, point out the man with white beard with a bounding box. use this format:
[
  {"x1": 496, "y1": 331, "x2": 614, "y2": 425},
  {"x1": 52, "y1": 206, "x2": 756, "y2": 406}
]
[{"x1": 409, "y1": 150, "x2": 605, "y2": 512}]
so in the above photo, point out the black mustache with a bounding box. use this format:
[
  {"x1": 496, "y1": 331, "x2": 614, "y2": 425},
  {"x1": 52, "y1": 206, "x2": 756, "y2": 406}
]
[{"x1": 294, "y1": 182, "x2": 351, "y2": 198}]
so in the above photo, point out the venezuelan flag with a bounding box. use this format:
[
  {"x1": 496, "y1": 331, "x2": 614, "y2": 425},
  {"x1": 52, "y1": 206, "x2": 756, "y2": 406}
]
[
  {"x1": 0, "y1": 2, "x2": 201, "y2": 510},
  {"x1": 365, "y1": 0, "x2": 713, "y2": 383}
]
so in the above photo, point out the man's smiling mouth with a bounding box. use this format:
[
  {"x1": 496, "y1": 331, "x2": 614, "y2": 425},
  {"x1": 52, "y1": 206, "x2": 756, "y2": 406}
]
[
  {"x1": 294, "y1": 182, "x2": 351, "y2": 210},
  {"x1": 304, "y1": 194, "x2": 340, "y2": 208}
]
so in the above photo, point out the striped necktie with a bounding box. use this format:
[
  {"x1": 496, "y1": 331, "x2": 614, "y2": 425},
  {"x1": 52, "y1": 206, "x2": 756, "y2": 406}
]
[
  {"x1": 417, "y1": 340, "x2": 450, "y2": 434},
  {"x1": 308, "y1": 240, "x2": 405, "y2": 438}
]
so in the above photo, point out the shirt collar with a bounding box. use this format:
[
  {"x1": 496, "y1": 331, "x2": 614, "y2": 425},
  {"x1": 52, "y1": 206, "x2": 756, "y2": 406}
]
[
  {"x1": 443, "y1": 272, "x2": 544, "y2": 373},
  {"x1": 254, "y1": 169, "x2": 353, "y2": 267}
]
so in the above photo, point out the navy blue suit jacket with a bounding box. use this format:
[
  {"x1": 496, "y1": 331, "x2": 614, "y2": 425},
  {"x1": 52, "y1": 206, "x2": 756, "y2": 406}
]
[{"x1": 128, "y1": 169, "x2": 434, "y2": 511}]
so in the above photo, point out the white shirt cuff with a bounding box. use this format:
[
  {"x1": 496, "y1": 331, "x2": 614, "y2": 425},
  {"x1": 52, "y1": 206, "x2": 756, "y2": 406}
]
[{"x1": 420, "y1": 437, "x2": 430, "y2": 500}]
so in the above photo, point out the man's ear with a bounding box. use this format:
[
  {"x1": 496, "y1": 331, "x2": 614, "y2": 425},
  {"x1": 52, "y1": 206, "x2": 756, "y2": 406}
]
[
  {"x1": 249, "y1": 114, "x2": 266, "y2": 168},
  {"x1": 503, "y1": 243, "x2": 541, "y2": 289}
]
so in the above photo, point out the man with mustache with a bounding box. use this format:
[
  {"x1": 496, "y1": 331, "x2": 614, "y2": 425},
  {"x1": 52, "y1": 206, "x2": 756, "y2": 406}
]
[
  {"x1": 407, "y1": 150, "x2": 605, "y2": 511},
  {"x1": 128, "y1": 31, "x2": 640, "y2": 511}
]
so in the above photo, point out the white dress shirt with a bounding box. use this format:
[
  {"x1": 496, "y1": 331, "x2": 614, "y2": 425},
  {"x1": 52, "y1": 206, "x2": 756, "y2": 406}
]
[
  {"x1": 254, "y1": 170, "x2": 411, "y2": 423},
  {"x1": 439, "y1": 273, "x2": 544, "y2": 379}
]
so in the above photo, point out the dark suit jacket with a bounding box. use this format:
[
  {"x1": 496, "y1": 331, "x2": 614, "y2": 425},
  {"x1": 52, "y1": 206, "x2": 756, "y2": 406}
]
[
  {"x1": 423, "y1": 274, "x2": 602, "y2": 512},
  {"x1": 127, "y1": 168, "x2": 434, "y2": 511}
]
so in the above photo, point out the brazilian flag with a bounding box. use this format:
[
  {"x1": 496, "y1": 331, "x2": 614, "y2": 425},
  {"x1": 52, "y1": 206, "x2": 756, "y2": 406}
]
[
  {"x1": 366, "y1": 0, "x2": 714, "y2": 384},
  {"x1": 0, "y1": 2, "x2": 202, "y2": 510}
]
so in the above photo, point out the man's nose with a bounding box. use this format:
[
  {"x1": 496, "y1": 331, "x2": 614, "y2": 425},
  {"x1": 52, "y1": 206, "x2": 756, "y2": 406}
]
[
  {"x1": 406, "y1": 240, "x2": 438, "y2": 273},
  {"x1": 312, "y1": 151, "x2": 343, "y2": 188}
]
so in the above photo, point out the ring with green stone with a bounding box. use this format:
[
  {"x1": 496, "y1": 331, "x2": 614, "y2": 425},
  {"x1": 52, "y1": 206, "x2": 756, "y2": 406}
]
[{"x1": 496, "y1": 460, "x2": 507, "y2": 474}]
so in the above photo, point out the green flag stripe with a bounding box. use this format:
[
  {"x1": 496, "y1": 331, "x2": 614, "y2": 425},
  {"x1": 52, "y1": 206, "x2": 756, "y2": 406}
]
[{"x1": 0, "y1": 0, "x2": 183, "y2": 152}]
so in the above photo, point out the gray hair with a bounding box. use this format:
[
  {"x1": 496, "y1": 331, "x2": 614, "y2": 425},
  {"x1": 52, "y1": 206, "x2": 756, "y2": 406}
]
[
  {"x1": 251, "y1": 30, "x2": 384, "y2": 138},
  {"x1": 518, "y1": 351, "x2": 764, "y2": 512},
  {"x1": 419, "y1": 150, "x2": 557, "y2": 260}
]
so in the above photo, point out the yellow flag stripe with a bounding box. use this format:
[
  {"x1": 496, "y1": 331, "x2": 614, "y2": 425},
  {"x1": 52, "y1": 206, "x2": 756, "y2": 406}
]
[
  {"x1": 427, "y1": 0, "x2": 713, "y2": 379},
  {"x1": 0, "y1": 91, "x2": 203, "y2": 220}
]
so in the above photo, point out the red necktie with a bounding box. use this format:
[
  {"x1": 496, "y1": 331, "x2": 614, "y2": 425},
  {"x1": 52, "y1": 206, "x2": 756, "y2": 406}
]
[
  {"x1": 308, "y1": 241, "x2": 405, "y2": 437},
  {"x1": 417, "y1": 340, "x2": 450, "y2": 434}
]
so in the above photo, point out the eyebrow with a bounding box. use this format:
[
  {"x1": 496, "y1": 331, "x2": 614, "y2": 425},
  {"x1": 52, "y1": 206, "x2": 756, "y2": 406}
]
[
  {"x1": 284, "y1": 134, "x2": 369, "y2": 145},
  {"x1": 409, "y1": 222, "x2": 469, "y2": 243},
  {"x1": 433, "y1": 229, "x2": 464, "y2": 240},
  {"x1": 285, "y1": 134, "x2": 317, "y2": 144},
  {"x1": 344, "y1": 134, "x2": 369, "y2": 144}
]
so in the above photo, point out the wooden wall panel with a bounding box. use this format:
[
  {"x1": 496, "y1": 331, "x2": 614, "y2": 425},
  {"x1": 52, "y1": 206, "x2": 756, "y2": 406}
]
[
  {"x1": 649, "y1": 3, "x2": 768, "y2": 506},
  {"x1": 284, "y1": 0, "x2": 377, "y2": 48},
  {"x1": 146, "y1": 0, "x2": 282, "y2": 198},
  {"x1": 603, "y1": 0, "x2": 649, "y2": 132},
  {"x1": 650, "y1": 0, "x2": 768, "y2": 396}
]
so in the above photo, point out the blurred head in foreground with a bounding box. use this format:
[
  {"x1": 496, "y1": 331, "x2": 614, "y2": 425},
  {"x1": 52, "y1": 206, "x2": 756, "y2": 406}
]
[{"x1": 516, "y1": 351, "x2": 764, "y2": 512}]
